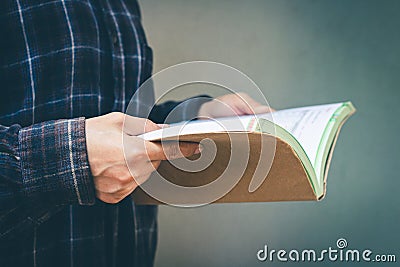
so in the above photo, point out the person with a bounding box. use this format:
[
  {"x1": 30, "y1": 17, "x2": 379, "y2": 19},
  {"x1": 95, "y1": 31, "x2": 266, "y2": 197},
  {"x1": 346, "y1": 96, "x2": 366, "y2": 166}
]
[{"x1": 0, "y1": 1, "x2": 271, "y2": 266}]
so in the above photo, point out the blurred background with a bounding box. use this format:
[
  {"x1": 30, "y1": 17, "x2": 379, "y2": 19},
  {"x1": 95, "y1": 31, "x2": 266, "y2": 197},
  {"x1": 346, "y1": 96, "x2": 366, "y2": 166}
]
[{"x1": 139, "y1": 0, "x2": 399, "y2": 266}]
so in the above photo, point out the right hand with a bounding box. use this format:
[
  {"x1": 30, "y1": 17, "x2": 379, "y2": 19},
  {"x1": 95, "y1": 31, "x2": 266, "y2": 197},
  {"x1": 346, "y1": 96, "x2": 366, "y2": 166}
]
[{"x1": 85, "y1": 112, "x2": 200, "y2": 204}]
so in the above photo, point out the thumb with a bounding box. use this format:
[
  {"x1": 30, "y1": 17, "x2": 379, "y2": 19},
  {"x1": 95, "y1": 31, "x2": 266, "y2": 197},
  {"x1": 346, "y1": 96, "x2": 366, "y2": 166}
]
[{"x1": 147, "y1": 141, "x2": 201, "y2": 161}]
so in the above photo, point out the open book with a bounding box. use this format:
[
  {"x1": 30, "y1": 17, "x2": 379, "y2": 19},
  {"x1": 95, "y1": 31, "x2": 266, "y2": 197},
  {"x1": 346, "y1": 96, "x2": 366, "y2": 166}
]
[{"x1": 133, "y1": 102, "x2": 356, "y2": 205}]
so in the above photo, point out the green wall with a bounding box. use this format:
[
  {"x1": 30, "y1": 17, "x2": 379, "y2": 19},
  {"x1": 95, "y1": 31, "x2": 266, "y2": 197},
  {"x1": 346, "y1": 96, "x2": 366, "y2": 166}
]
[{"x1": 139, "y1": 0, "x2": 400, "y2": 266}]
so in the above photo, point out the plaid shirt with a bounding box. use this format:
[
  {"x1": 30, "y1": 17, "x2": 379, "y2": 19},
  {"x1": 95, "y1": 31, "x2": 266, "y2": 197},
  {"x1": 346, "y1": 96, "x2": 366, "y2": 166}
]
[{"x1": 0, "y1": 1, "x2": 209, "y2": 266}]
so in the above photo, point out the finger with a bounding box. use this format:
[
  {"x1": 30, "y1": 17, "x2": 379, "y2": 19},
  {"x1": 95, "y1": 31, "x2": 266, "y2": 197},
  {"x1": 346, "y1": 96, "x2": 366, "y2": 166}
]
[
  {"x1": 125, "y1": 157, "x2": 161, "y2": 180},
  {"x1": 151, "y1": 160, "x2": 161, "y2": 169},
  {"x1": 236, "y1": 94, "x2": 274, "y2": 115},
  {"x1": 129, "y1": 163, "x2": 159, "y2": 188},
  {"x1": 236, "y1": 99, "x2": 256, "y2": 115},
  {"x1": 124, "y1": 116, "x2": 161, "y2": 135},
  {"x1": 146, "y1": 141, "x2": 201, "y2": 161},
  {"x1": 157, "y1": 124, "x2": 170, "y2": 128},
  {"x1": 120, "y1": 182, "x2": 138, "y2": 199},
  {"x1": 162, "y1": 141, "x2": 201, "y2": 160},
  {"x1": 108, "y1": 180, "x2": 139, "y2": 203},
  {"x1": 218, "y1": 100, "x2": 244, "y2": 116},
  {"x1": 96, "y1": 191, "x2": 115, "y2": 204},
  {"x1": 233, "y1": 94, "x2": 260, "y2": 115},
  {"x1": 253, "y1": 105, "x2": 274, "y2": 114}
]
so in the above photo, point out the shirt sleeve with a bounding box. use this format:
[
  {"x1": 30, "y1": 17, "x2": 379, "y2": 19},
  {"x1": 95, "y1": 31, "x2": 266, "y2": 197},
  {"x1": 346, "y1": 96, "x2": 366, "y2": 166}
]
[
  {"x1": 149, "y1": 95, "x2": 213, "y2": 124},
  {"x1": 0, "y1": 118, "x2": 96, "y2": 238}
]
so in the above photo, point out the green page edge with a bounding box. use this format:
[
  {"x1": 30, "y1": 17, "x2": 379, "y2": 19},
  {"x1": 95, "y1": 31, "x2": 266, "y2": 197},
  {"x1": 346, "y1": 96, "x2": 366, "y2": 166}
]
[
  {"x1": 314, "y1": 101, "x2": 356, "y2": 195},
  {"x1": 254, "y1": 101, "x2": 356, "y2": 198}
]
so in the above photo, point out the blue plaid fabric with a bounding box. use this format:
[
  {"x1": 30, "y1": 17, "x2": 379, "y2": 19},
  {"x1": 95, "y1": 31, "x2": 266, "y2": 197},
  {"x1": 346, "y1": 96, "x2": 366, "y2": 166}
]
[{"x1": 0, "y1": 0, "x2": 209, "y2": 266}]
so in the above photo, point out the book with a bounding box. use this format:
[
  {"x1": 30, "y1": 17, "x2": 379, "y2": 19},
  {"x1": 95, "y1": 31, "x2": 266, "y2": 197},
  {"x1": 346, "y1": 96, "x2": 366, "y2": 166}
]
[{"x1": 132, "y1": 101, "x2": 356, "y2": 205}]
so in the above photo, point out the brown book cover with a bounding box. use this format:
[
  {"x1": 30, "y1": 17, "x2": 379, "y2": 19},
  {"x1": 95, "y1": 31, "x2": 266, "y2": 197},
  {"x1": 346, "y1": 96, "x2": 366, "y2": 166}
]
[{"x1": 132, "y1": 102, "x2": 355, "y2": 205}]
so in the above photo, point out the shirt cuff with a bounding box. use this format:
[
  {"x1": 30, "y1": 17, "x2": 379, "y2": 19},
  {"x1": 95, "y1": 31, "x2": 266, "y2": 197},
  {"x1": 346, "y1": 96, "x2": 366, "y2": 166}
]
[
  {"x1": 150, "y1": 95, "x2": 213, "y2": 124},
  {"x1": 18, "y1": 118, "x2": 96, "y2": 205}
]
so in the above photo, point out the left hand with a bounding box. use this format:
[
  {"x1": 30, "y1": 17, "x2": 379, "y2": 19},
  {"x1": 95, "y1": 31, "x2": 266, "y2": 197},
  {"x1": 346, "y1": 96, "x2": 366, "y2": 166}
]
[{"x1": 198, "y1": 92, "x2": 274, "y2": 119}]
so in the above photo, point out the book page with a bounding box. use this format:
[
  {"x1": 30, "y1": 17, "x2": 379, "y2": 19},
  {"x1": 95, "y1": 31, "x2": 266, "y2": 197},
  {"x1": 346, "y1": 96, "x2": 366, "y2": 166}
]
[
  {"x1": 140, "y1": 102, "x2": 344, "y2": 169},
  {"x1": 259, "y1": 103, "x2": 343, "y2": 167},
  {"x1": 140, "y1": 115, "x2": 254, "y2": 141}
]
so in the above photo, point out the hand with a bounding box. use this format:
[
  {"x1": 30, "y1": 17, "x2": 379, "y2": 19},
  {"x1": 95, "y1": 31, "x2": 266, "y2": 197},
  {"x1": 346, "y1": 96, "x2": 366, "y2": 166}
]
[
  {"x1": 197, "y1": 92, "x2": 274, "y2": 119},
  {"x1": 85, "y1": 112, "x2": 200, "y2": 204}
]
